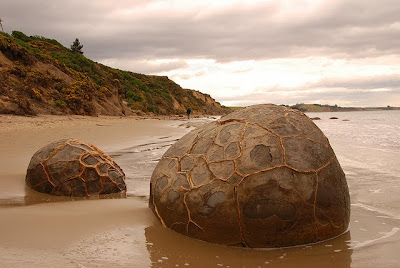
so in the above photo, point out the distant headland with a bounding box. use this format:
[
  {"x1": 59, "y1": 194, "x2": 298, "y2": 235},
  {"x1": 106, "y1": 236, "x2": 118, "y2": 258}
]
[
  {"x1": 283, "y1": 103, "x2": 400, "y2": 112},
  {"x1": 228, "y1": 103, "x2": 399, "y2": 113}
]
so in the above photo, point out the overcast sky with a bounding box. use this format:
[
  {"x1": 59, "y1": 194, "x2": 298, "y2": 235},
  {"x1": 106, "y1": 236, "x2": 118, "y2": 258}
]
[{"x1": 2, "y1": 0, "x2": 400, "y2": 107}]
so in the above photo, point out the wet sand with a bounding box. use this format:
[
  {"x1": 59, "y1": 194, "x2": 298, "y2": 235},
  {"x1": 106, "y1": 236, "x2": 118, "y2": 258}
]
[{"x1": 0, "y1": 113, "x2": 399, "y2": 267}]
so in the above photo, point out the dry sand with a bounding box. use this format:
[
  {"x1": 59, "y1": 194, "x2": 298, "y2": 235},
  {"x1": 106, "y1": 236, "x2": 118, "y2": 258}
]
[{"x1": 0, "y1": 113, "x2": 399, "y2": 268}]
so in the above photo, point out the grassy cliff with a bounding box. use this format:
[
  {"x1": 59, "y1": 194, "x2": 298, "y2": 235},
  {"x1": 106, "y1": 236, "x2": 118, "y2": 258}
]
[{"x1": 0, "y1": 31, "x2": 228, "y2": 116}]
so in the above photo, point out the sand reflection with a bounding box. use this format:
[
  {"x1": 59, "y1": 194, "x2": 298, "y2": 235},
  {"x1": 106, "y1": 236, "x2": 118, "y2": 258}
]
[
  {"x1": 145, "y1": 221, "x2": 352, "y2": 268},
  {"x1": 22, "y1": 185, "x2": 127, "y2": 206}
]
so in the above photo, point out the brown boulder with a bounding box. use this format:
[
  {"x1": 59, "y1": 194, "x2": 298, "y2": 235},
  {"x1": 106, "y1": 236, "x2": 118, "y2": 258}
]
[
  {"x1": 149, "y1": 104, "x2": 350, "y2": 248},
  {"x1": 26, "y1": 139, "x2": 126, "y2": 197}
]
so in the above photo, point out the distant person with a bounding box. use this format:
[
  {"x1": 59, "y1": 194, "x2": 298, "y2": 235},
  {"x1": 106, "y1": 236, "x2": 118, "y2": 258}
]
[{"x1": 186, "y1": 107, "x2": 191, "y2": 119}]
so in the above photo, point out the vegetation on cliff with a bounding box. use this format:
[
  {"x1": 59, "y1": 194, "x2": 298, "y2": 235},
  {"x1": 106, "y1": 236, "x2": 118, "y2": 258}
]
[{"x1": 0, "y1": 31, "x2": 228, "y2": 116}]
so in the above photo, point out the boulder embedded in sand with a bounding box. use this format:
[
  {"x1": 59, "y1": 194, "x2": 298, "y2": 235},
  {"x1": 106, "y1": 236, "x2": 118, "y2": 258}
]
[
  {"x1": 149, "y1": 104, "x2": 350, "y2": 248},
  {"x1": 26, "y1": 139, "x2": 126, "y2": 197}
]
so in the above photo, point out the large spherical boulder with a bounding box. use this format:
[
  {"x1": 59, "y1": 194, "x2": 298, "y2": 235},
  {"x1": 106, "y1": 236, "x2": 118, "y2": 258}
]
[
  {"x1": 149, "y1": 104, "x2": 350, "y2": 248},
  {"x1": 26, "y1": 139, "x2": 126, "y2": 197}
]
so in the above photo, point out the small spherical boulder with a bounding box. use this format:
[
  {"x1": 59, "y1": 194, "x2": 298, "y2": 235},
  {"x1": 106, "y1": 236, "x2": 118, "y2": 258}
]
[
  {"x1": 149, "y1": 104, "x2": 350, "y2": 248},
  {"x1": 26, "y1": 139, "x2": 126, "y2": 197}
]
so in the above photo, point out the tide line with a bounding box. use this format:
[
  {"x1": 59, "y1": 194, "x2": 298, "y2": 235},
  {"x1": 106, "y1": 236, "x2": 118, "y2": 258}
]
[
  {"x1": 351, "y1": 227, "x2": 400, "y2": 250},
  {"x1": 351, "y1": 203, "x2": 400, "y2": 220}
]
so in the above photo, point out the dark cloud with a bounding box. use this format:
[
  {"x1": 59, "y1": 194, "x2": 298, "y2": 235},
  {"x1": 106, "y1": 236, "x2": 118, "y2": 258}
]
[{"x1": 2, "y1": 0, "x2": 400, "y2": 62}]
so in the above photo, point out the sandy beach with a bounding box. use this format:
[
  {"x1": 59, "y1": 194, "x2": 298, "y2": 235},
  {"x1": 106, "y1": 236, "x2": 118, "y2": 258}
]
[
  {"x1": 0, "y1": 114, "x2": 191, "y2": 267},
  {"x1": 0, "y1": 112, "x2": 399, "y2": 267}
]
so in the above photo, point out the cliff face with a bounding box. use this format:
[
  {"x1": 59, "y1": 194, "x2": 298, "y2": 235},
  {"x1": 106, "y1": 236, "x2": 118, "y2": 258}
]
[{"x1": 0, "y1": 31, "x2": 229, "y2": 116}]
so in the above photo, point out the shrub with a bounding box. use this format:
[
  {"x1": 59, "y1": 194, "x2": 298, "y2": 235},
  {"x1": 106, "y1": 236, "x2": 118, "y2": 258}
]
[
  {"x1": 55, "y1": 82, "x2": 68, "y2": 91},
  {"x1": 30, "y1": 88, "x2": 43, "y2": 101},
  {"x1": 144, "y1": 92, "x2": 154, "y2": 105},
  {"x1": 138, "y1": 82, "x2": 150, "y2": 92},
  {"x1": 98, "y1": 86, "x2": 112, "y2": 98},
  {"x1": 30, "y1": 35, "x2": 64, "y2": 48},
  {"x1": 11, "y1": 31, "x2": 32, "y2": 42},
  {"x1": 126, "y1": 90, "x2": 143, "y2": 102},
  {"x1": 147, "y1": 105, "x2": 160, "y2": 114},
  {"x1": 161, "y1": 91, "x2": 172, "y2": 103},
  {"x1": 0, "y1": 37, "x2": 36, "y2": 65},
  {"x1": 9, "y1": 66, "x2": 27, "y2": 78}
]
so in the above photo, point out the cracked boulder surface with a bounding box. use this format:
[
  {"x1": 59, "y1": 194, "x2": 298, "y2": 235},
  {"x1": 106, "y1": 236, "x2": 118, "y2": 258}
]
[
  {"x1": 26, "y1": 139, "x2": 126, "y2": 197},
  {"x1": 149, "y1": 104, "x2": 350, "y2": 248}
]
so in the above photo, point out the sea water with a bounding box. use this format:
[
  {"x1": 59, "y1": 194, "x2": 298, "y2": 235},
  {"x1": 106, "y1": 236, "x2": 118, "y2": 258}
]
[
  {"x1": 115, "y1": 110, "x2": 400, "y2": 267},
  {"x1": 308, "y1": 110, "x2": 400, "y2": 220}
]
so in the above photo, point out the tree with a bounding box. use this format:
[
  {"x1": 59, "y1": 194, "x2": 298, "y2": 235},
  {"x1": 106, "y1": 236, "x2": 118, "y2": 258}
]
[
  {"x1": 70, "y1": 38, "x2": 83, "y2": 54},
  {"x1": 0, "y1": 18, "x2": 4, "y2": 32}
]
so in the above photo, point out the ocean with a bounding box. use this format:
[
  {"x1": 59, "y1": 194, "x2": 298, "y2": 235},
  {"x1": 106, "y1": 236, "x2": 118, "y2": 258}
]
[
  {"x1": 116, "y1": 110, "x2": 400, "y2": 267},
  {"x1": 309, "y1": 110, "x2": 400, "y2": 219}
]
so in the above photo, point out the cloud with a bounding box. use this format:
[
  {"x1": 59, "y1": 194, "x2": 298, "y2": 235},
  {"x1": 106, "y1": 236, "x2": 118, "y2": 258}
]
[
  {"x1": 99, "y1": 58, "x2": 188, "y2": 74},
  {"x1": 171, "y1": 71, "x2": 206, "y2": 80},
  {"x1": 216, "y1": 74, "x2": 400, "y2": 107},
  {"x1": 310, "y1": 74, "x2": 400, "y2": 90},
  {"x1": 233, "y1": 68, "x2": 253, "y2": 73},
  {"x1": 3, "y1": 0, "x2": 400, "y2": 62}
]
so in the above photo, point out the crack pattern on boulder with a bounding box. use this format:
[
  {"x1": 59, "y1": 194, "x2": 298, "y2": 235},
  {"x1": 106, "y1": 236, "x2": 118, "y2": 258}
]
[
  {"x1": 26, "y1": 139, "x2": 126, "y2": 197},
  {"x1": 149, "y1": 104, "x2": 350, "y2": 248}
]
